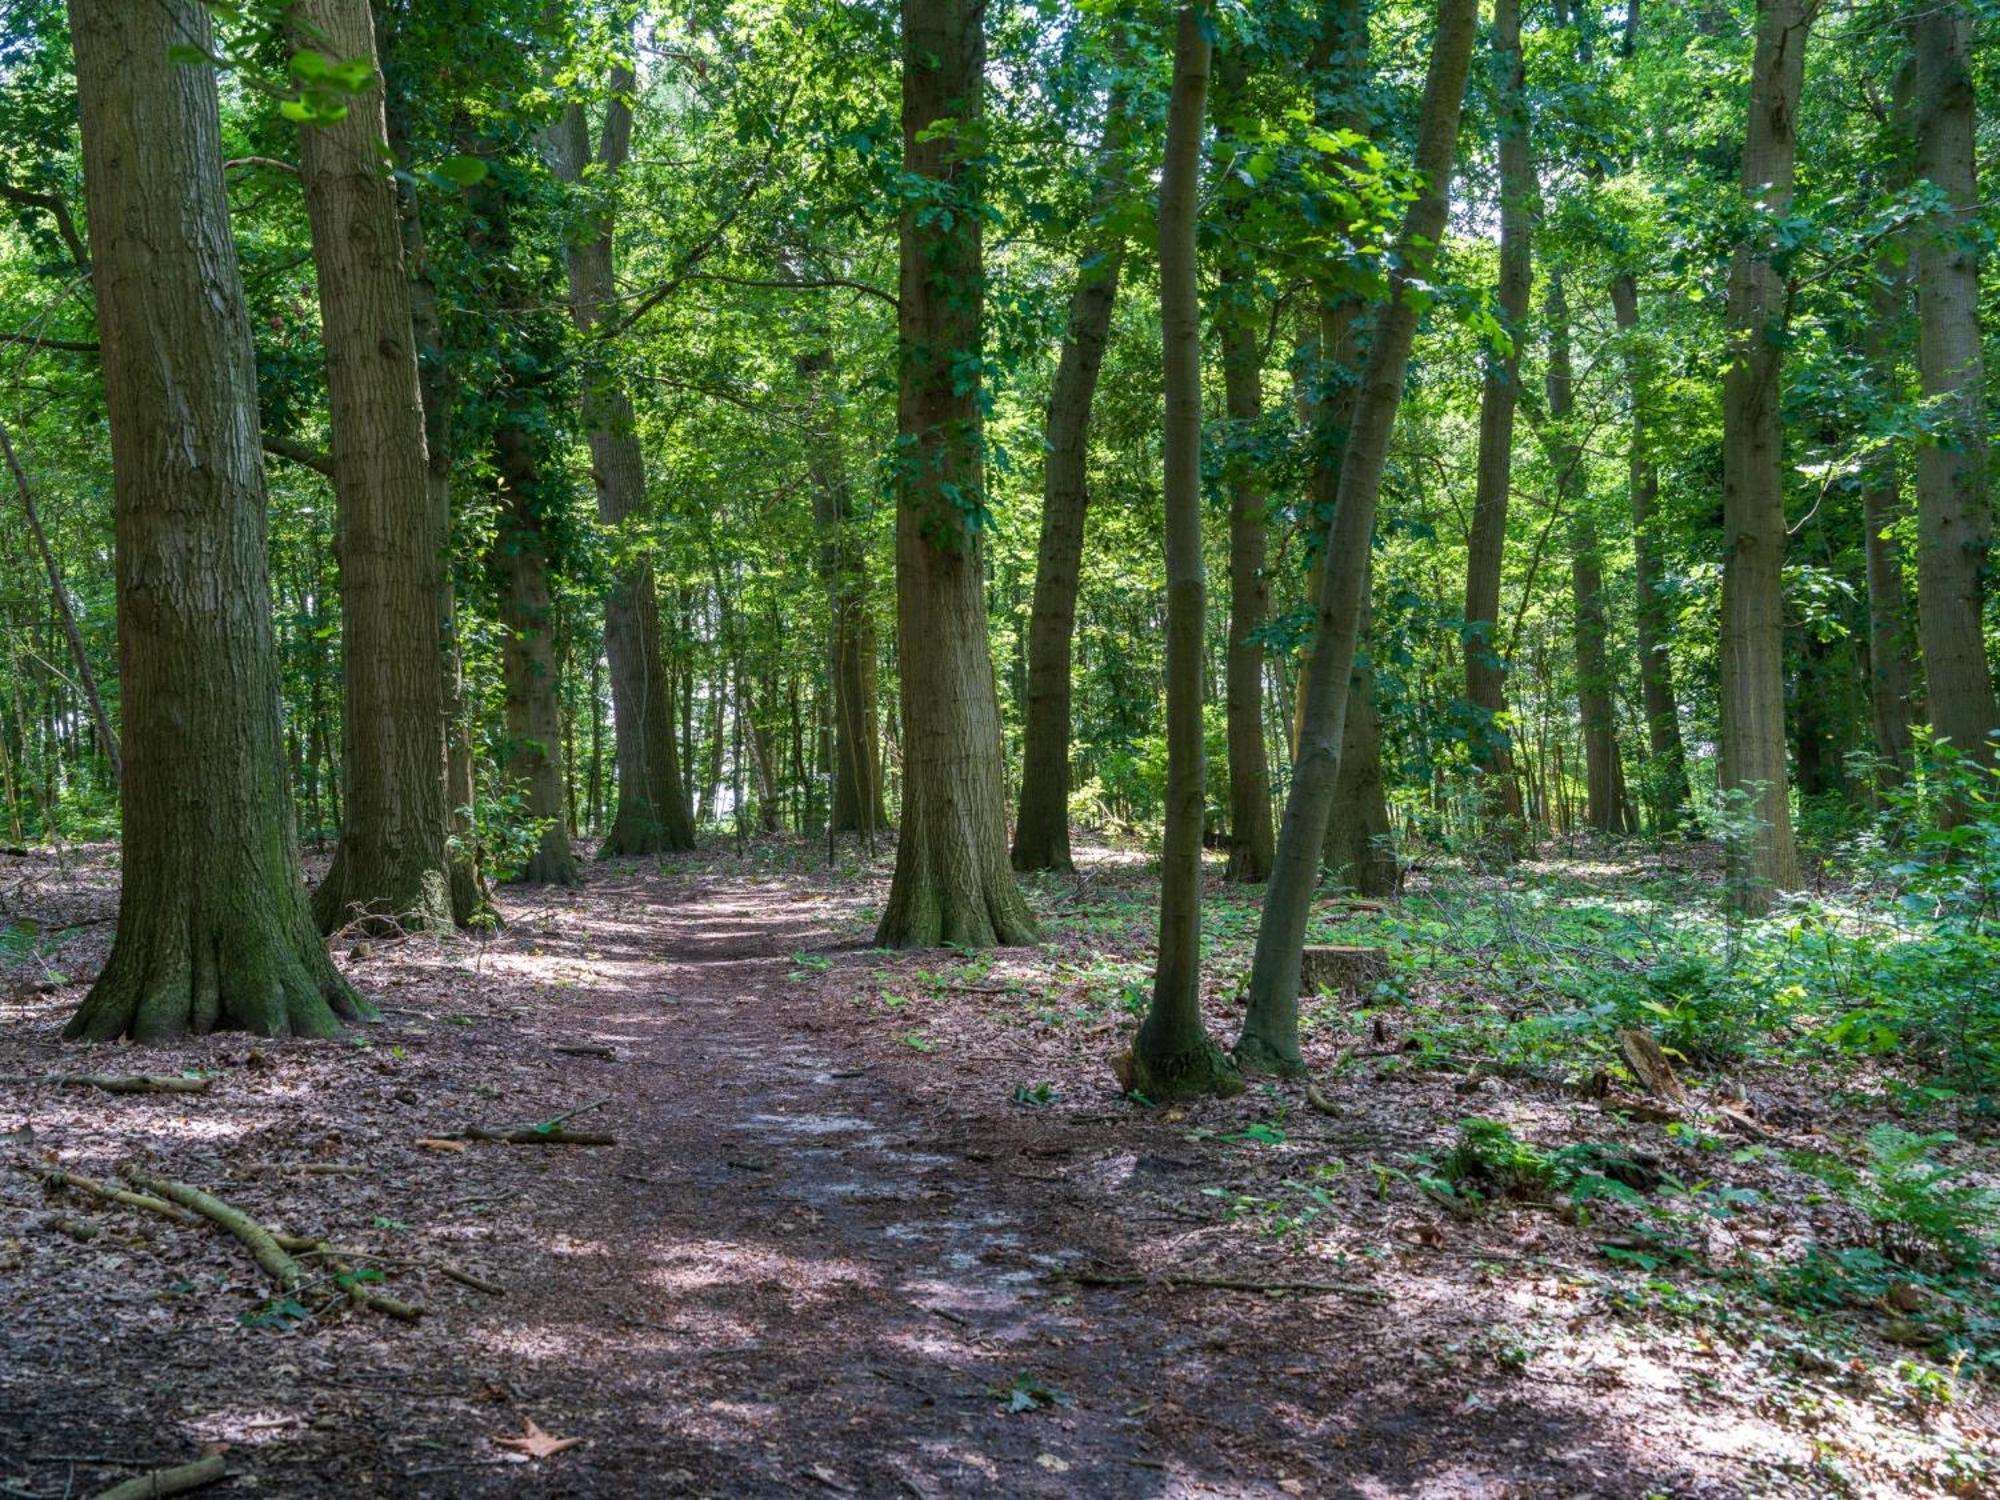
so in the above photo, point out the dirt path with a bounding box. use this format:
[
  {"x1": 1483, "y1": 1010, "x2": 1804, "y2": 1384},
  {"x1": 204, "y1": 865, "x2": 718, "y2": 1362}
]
[{"x1": 4, "y1": 852, "x2": 1948, "y2": 1497}]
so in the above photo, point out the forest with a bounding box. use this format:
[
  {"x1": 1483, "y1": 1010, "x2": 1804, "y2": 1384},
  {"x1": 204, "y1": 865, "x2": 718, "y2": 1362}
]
[{"x1": 2, "y1": 0, "x2": 1999, "y2": 1494}]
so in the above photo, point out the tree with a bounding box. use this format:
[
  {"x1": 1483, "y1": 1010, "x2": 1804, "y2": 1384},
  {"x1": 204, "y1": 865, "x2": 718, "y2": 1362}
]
[
  {"x1": 1214, "y1": 46, "x2": 1275, "y2": 886},
  {"x1": 1906, "y1": 0, "x2": 1998, "y2": 778},
  {"x1": 1718, "y1": 0, "x2": 1810, "y2": 911},
  {"x1": 294, "y1": 0, "x2": 455, "y2": 937},
  {"x1": 548, "y1": 65, "x2": 696, "y2": 858},
  {"x1": 1546, "y1": 269, "x2": 1632, "y2": 834},
  {"x1": 1012, "y1": 73, "x2": 1133, "y2": 874},
  {"x1": 1127, "y1": 0, "x2": 1238, "y2": 1102},
  {"x1": 1860, "y1": 239, "x2": 1918, "y2": 786},
  {"x1": 876, "y1": 0, "x2": 1034, "y2": 947},
  {"x1": 1235, "y1": 0, "x2": 1479, "y2": 1074},
  {"x1": 1461, "y1": 0, "x2": 1533, "y2": 854},
  {"x1": 63, "y1": 0, "x2": 363, "y2": 1040}
]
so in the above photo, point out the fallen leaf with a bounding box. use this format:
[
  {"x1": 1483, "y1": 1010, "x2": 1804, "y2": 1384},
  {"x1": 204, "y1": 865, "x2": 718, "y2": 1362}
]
[
  {"x1": 1037, "y1": 1454, "x2": 1070, "y2": 1474},
  {"x1": 494, "y1": 1418, "x2": 583, "y2": 1459}
]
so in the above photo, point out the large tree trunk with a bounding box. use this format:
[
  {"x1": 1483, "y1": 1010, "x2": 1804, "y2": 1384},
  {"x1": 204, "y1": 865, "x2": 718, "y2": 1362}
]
[
  {"x1": 1215, "y1": 51, "x2": 1273, "y2": 886},
  {"x1": 1129, "y1": 2, "x2": 1237, "y2": 1102},
  {"x1": 1012, "y1": 82, "x2": 1132, "y2": 873},
  {"x1": 1907, "y1": 2, "x2": 1998, "y2": 778},
  {"x1": 378, "y1": 31, "x2": 490, "y2": 925},
  {"x1": 296, "y1": 0, "x2": 453, "y2": 937},
  {"x1": 1861, "y1": 256, "x2": 1918, "y2": 787},
  {"x1": 63, "y1": 0, "x2": 363, "y2": 1041},
  {"x1": 1547, "y1": 272, "x2": 1632, "y2": 835},
  {"x1": 1608, "y1": 273, "x2": 1695, "y2": 833},
  {"x1": 547, "y1": 83, "x2": 695, "y2": 858},
  {"x1": 1718, "y1": 0, "x2": 1809, "y2": 911},
  {"x1": 1236, "y1": 0, "x2": 1477, "y2": 1074},
  {"x1": 877, "y1": 0, "x2": 1034, "y2": 947},
  {"x1": 1460, "y1": 0, "x2": 1531, "y2": 854}
]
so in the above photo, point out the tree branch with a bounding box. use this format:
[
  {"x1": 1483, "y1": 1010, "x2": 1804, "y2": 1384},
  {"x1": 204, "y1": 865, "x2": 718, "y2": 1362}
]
[{"x1": 261, "y1": 434, "x2": 334, "y2": 476}]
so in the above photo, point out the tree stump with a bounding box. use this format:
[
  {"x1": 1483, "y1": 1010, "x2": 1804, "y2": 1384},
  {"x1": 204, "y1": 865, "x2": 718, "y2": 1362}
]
[{"x1": 1298, "y1": 945, "x2": 1389, "y2": 1001}]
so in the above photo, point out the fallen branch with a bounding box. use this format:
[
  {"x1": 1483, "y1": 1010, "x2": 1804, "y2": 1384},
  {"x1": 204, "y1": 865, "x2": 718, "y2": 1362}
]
[
  {"x1": 90, "y1": 1454, "x2": 227, "y2": 1500},
  {"x1": 452, "y1": 1096, "x2": 615, "y2": 1145},
  {"x1": 0, "y1": 1073, "x2": 210, "y2": 1095},
  {"x1": 1058, "y1": 1270, "x2": 1386, "y2": 1303},
  {"x1": 37, "y1": 1168, "x2": 197, "y2": 1224},
  {"x1": 552, "y1": 1043, "x2": 617, "y2": 1059},
  {"x1": 122, "y1": 1169, "x2": 303, "y2": 1291}
]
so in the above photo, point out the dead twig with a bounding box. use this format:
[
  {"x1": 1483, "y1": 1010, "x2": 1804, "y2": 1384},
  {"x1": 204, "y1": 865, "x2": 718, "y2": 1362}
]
[{"x1": 0, "y1": 1073, "x2": 210, "y2": 1095}]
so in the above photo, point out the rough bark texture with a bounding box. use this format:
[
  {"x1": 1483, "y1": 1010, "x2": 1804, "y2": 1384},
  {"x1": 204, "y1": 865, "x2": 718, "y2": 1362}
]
[
  {"x1": 1012, "y1": 85, "x2": 1131, "y2": 873},
  {"x1": 1547, "y1": 273, "x2": 1632, "y2": 835},
  {"x1": 1236, "y1": 0, "x2": 1477, "y2": 1073},
  {"x1": 1861, "y1": 258, "x2": 1918, "y2": 786},
  {"x1": 296, "y1": 0, "x2": 453, "y2": 937},
  {"x1": 1216, "y1": 53, "x2": 1273, "y2": 886},
  {"x1": 64, "y1": 0, "x2": 364, "y2": 1041},
  {"x1": 1327, "y1": 555, "x2": 1398, "y2": 894},
  {"x1": 1907, "y1": 2, "x2": 1998, "y2": 775},
  {"x1": 547, "y1": 84, "x2": 695, "y2": 858},
  {"x1": 1461, "y1": 0, "x2": 1531, "y2": 853},
  {"x1": 378, "y1": 32, "x2": 490, "y2": 925},
  {"x1": 1131, "y1": 3, "x2": 1238, "y2": 1103},
  {"x1": 1608, "y1": 273, "x2": 1694, "y2": 833},
  {"x1": 877, "y1": 0, "x2": 1035, "y2": 949},
  {"x1": 1718, "y1": 0, "x2": 1808, "y2": 911}
]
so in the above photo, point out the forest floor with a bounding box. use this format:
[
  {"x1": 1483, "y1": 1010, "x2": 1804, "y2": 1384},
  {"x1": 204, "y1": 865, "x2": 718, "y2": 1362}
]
[{"x1": 1, "y1": 836, "x2": 1996, "y2": 1499}]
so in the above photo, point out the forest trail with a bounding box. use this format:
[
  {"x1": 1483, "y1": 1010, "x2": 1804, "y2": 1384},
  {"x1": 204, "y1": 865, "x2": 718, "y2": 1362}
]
[{"x1": 3, "y1": 848, "x2": 1966, "y2": 1498}]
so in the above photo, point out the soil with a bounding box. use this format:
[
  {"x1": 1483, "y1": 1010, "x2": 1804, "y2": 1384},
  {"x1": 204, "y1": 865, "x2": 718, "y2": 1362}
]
[{"x1": 1, "y1": 840, "x2": 1994, "y2": 1498}]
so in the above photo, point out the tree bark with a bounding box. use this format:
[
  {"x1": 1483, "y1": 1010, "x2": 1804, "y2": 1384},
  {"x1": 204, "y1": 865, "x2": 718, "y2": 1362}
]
[
  {"x1": 378, "y1": 29, "x2": 490, "y2": 924},
  {"x1": 1608, "y1": 273, "x2": 1695, "y2": 833},
  {"x1": 1327, "y1": 554, "x2": 1397, "y2": 893},
  {"x1": 1213, "y1": 51, "x2": 1274, "y2": 886},
  {"x1": 877, "y1": 0, "x2": 1035, "y2": 948},
  {"x1": 1861, "y1": 256, "x2": 1918, "y2": 787},
  {"x1": 1012, "y1": 79, "x2": 1132, "y2": 873},
  {"x1": 1461, "y1": 0, "x2": 1532, "y2": 854},
  {"x1": 1546, "y1": 271, "x2": 1631, "y2": 835},
  {"x1": 1130, "y1": 2, "x2": 1237, "y2": 1102},
  {"x1": 295, "y1": 0, "x2": 454, "y2": 937},
  {"x1": 63, "y1": 0, "x2": 363, "y2": 1040},
  {"x1": 1236, "y1": 0, "x2": 1477, "y2": 1074},
  {"x1": 1718, "y1": 0, "x2": 1808, "y2": 911},
  {"x1": 1907, "y1": 1, "x2": 1998, "y2": 779},
  {"x1": 546, "y1": 77, "x2": 695, "y2": 857},
  {"x1": 799, "y1": 349, "x2": 885, "y2": 836}
]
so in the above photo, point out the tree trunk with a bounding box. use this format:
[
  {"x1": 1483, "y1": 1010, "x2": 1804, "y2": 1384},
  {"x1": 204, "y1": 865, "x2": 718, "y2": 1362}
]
[
  {"x1": 1461, "y1": 0, "x2": 1531, "y2": 854},
  {"x1": 1608, "y1": 273, "x2": 1695, "y2": 833},
  {"x1": 295, "y1": 0, "x2": 454, "y2": 937},
  {"x1": 877, "y1": 0, "x2": 1035, "y2": 947},
  {"x1": 1547, "y1": 271, "x2": 1631, "y2": 835},
  {"x1": 547, "y1": 83, "x2": 695, "y2": 858},
  {"x1": 799, "y1": 349, "x2": 886, "y2": 835},
  {"x1": 1718, "y1": 0, "x2": 1808, "y2": 911},
  {"x1": 1129, "y1": 2, "x2": 1237, "y2": 1102},
  {"x1": 378, "y1": 33, "x2": 490, "y2": 925},
  {"x1": 1861, "y1": 256, "x2": 1918, "y2": 787},
  {"x1": 1907, "y1": 2, "x2": 1998, "y2": 778},
  {"x1": 63, "y1": 0, "x2": 363, "y2": 1041},
  {"x1": 1012, "y1": 81, "x2": 1132, "y2": 873},
  {"x1": 1327, "y1": 555, "x2": 1397, "y2": 893},
  {"x1": 1214, "y1": 52, "x2": 1273, "y2": 886},
  {"x1": 1236, "y1": 0, "x2": 1477, "y2": 1074}
]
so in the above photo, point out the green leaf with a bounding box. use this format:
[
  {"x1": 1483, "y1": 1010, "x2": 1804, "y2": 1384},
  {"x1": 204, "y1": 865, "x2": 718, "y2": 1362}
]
[{"x1": 436, "y1": 155, "x2": 490, "y2": 187}]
